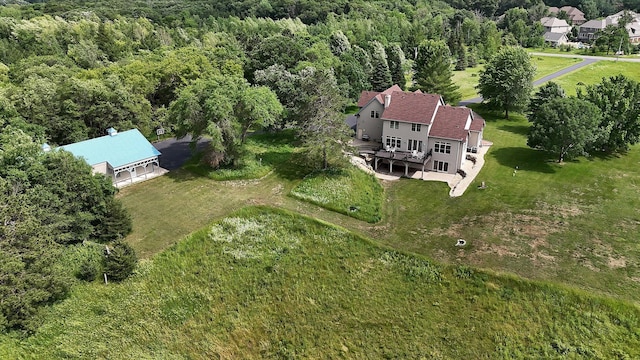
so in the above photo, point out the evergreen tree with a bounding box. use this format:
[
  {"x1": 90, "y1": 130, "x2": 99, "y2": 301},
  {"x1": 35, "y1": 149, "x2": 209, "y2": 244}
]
[
  {"x1": 413, "y1": 40, "x2": 461, "y2": 104},
  {"x1": 386, "y1": 44, "x2": 406, "y2": 89},
  {"x1": 369, "y1": 41, "x2": 392, "y2": 92},
  {"x1": 103, "y1": 240, "x2": 138, "y2": 282}
]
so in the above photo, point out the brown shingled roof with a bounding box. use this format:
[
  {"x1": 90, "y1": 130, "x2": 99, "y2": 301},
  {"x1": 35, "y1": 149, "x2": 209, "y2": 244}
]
[
  {"x1": 356, "y1": 84, "x2": 403, "y2": 107},
  {"x1": 470, "y1": 111, "x2": 486, "y2": 131},
  {"x1": 430, "y1": 106, "x2": 471, "y2": 141},
  {"x1": 380, "y1": 91, "x2": 442, "y2": 124}
]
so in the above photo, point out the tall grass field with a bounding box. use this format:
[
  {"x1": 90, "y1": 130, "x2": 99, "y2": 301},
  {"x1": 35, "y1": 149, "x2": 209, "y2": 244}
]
[{"x1": 1, "y1": 207, "x2": 639, "y2": 359}]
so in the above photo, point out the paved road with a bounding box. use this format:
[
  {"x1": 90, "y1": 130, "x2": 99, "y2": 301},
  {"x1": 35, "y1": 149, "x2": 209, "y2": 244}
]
[
  {"x1": 459, "y1": 52, "x2": 638, "y2": 105},
  {"x1": 529, "y1": 52, "x2": 640, "y2": 63},
  {"x1": 153, "y1": 135, "x2": 210, "y2": 170}
]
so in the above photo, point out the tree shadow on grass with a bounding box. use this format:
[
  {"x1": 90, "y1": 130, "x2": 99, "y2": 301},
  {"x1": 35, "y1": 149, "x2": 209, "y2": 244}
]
[
  {"x1": 586, "y1": 150, "x2": 623, "y2": 161},
  {"x1": 498, "y1": 123, "x2": 530, "y2": 136},
  {"x1": 491, "y1": 147, "x2": 556, "y2": 174},
  {"x1": 259, "y1": 150, "x2": 311, "y2": 180}
]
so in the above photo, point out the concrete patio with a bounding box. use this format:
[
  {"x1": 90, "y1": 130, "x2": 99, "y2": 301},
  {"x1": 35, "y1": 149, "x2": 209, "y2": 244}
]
[{"x1": 351, "y1": 139, "x2": 492, "y2": 197}]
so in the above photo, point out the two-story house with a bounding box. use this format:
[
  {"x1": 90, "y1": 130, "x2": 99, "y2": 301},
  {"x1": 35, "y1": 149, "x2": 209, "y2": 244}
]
[
  {"x1": 356, "y1": 86, "x2": 485, "y2": 175},
  {"x1": 548, "y1": 6, "x2": 586, "y2": 25},
  {"x1": 578, "y1": 10, "x2": 640, "y2": 43}
]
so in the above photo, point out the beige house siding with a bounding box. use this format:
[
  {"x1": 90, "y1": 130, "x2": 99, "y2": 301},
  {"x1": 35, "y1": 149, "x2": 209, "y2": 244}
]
[
  {"x1": 92, "y1": 162, "x2": 109, "y2": 175},
  {"x1": 427, "y1": 137, "x2": 465, "y2": 174},
  {"x1": 382, "y1": 120, "x2": 428, "y2": 151},
  {"x1": 356, "y1": 101, "x2": 385, "y2": 141},
  {"x1": 469, "y1": 130, "x2": 482, "y2": 148}
]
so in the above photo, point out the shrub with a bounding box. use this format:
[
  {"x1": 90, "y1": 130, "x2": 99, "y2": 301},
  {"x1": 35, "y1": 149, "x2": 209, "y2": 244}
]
[
  {"x1": 103, "y1": 240, "x2": 138, "y2": 282},
  {"x1": 76, "y1": 257, "x2": 100, "y2": 282}
]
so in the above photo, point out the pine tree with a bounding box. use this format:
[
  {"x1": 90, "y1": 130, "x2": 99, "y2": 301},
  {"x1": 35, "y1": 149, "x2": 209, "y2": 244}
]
[
  {"x1": 386, "y1": 44, "x2": 406, "y2": 89},
  {"x1": 369, "y1": 41, "x2": 392, "y2": 92},
  {"x1": 413, "y1": 40, "x2": 461, "y2": 104},
  {"x1": 103, "y1": 240, "x2": 137, "y2": 282}
]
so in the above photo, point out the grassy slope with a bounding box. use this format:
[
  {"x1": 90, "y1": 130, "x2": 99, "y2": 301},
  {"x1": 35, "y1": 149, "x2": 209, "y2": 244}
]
[
  {"x1": 2, "y1": 207, "x2": 639, "y2": 359},
  {"x1": 290, "y1": 166, "x2": 384, "y2": 223}
]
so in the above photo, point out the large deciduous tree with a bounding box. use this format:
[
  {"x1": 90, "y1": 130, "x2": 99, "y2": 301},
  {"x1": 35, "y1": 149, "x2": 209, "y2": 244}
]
[
  {"x1": 527, "y1": 97, "x2": 602, "y2": 162},
  {"x1": 297, "y1": 67, "x2": 352, "y2": 170},
  {"x1": 578, "y1": 75, "x2": 640, "y2": 152},
  {"x1": 168, "y1": 75, "x2": 282, "y2": 167},
  {"x1": 528, "y1": 81, "x2": 566, "y2": 120},
  {"x1": 477, "y1": 46, "x2": 535, "y2": 119},
  {"x1": 413, "y1": 39, "x2": 461, "y2": 105}
]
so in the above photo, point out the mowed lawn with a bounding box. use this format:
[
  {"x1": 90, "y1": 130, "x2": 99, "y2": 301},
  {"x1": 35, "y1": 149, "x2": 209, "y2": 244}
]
[
  {"x1": 454, "y1": 55, "x2": 583, "y2": 102},
  {"x1": 2, "y1": 208, "x2": 638, "y2": 359},
  {"x1": 549, "y1": 60, "x2": 640, "y2": 95},
  {"x1": 378, "y1": 107, "x2": 640, "y2": 301},
  {"x1": 118, "y1": 109, "x2": 640, "y2": 302}
]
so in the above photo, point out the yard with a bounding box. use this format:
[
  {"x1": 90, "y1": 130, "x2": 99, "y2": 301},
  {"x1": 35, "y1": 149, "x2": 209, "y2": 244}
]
[
  {"x1": 547, "y1": 60, "x2": 640, "y2": 95},
  {"x1": 118, "y1": 110, "x2": 640, "y2": 302},
  {"x1": 2, "y1": 207, "x2": 638, "y2": 358},
  {"x1": 453, "y1": 54, "x2": 584, "y2": 102}
]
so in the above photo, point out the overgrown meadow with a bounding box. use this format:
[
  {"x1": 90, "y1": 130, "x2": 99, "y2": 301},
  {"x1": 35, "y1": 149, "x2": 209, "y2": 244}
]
[{"x1": 1, "y1": 207, "x2": 638, "y2": 359}]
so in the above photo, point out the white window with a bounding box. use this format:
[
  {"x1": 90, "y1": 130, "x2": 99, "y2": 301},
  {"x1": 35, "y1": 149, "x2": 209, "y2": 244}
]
[
  {"x1": 433, "y1": 161, "x2": 449, "y2": 172},
  {"x1": 385, "y1": 136, "x2": 402, "y2": 148},
  {"x1": 434, "y1": 141, "x2": 451, "y2": 154},
  {"x1": 408, "y1": 139, "x2": 423, "y2": 152},
  {"x1": 411, "y1": 124, "x2": 421, "y2": 132},
  {"x1": 370, "y1": 110, "x2": 379, "y2": 118},
  {"x1": 389, "y1": 121, "x2": 399, "y2": 129}
]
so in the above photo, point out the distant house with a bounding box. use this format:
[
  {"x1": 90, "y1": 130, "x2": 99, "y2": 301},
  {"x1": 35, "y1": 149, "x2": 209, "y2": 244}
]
[
  {"x1": 355, "y1": 86, "x2": 485, "y2": 175},
  {"x1": 544, "y1": 31, "x2": 570, "y2": 46},
  {"x1": 60, "y1": 128, "x2": 162, "y2": 185},
  {"x1": 627, "y1": 21, "x2": 640, "y2": 43},
  {"x1": 578, "y1": 10, "x2": 640, "y2": 42},
  {"x1": 540, "y1": 17, "x2": 571, "y2": 33},
  {"x1": 549, "y1": 6, "x2": 586, "y2": 25}
]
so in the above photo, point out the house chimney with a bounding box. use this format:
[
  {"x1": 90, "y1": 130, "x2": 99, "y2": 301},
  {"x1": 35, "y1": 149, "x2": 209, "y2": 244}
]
[
  {"x1": 106, "y1": 127, "x2": 118, "y2": 136},
  {"x1": 384, "y1": 94, "x2": 391, "y2": 108}
]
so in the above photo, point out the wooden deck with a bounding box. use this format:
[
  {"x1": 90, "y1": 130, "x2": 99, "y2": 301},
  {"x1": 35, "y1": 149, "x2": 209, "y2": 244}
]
[{"x1": 370, "y1": 149, "x2": 433, "y2": 176}]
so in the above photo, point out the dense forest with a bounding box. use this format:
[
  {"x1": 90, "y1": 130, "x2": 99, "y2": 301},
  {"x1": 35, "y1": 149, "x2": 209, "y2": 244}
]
[{"x1": 1, "y1": 0, "x2": 640, "y2": 333}]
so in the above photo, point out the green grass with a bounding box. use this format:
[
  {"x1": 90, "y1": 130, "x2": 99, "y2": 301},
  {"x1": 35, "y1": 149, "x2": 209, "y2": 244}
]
[
  {"x1": 2, "y1": 207, "x2": 639, "y2": 358},
  {"x1": 118, "y1": 115, "x2": 640, "y2": 302},
  {"x1": 290, "y1": 166, "x2": 384, "y2": 223},
  {"x1": 452, "y1": 64, "x2": 484, "y2": 101},
  {"x1": 529, "y1": 54, "x2": 583, "y2": 78},
  {"x1": 454, "y1": 55, "x2": 583, "y2": 102},
  {"x1": 377, "y1": 105, "x2": 640, "y2": 301},
  {"x1": 546, "y1": 60, "x2": 640, "y2": 95},
  {"x1": 183, "y1": 130, "x2": 300, "y2": 181}
]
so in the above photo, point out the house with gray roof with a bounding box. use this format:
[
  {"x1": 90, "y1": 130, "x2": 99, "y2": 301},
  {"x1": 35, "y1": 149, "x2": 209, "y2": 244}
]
[
  {"x1": 544, "y1": 31, "x2": 570, "y2": 46},
  {"x1": 355, "y1": 85, "x2": 485, "y2": 175},
  {"x1": 60, "y1": 128, "x2": 162, "y2": 186},
  {"x1": 578, "y1": 10, "x2": 640, "y2": 42},
  {"x1": 540, "y1": 17, "x2": 571, "y2": 33}
]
